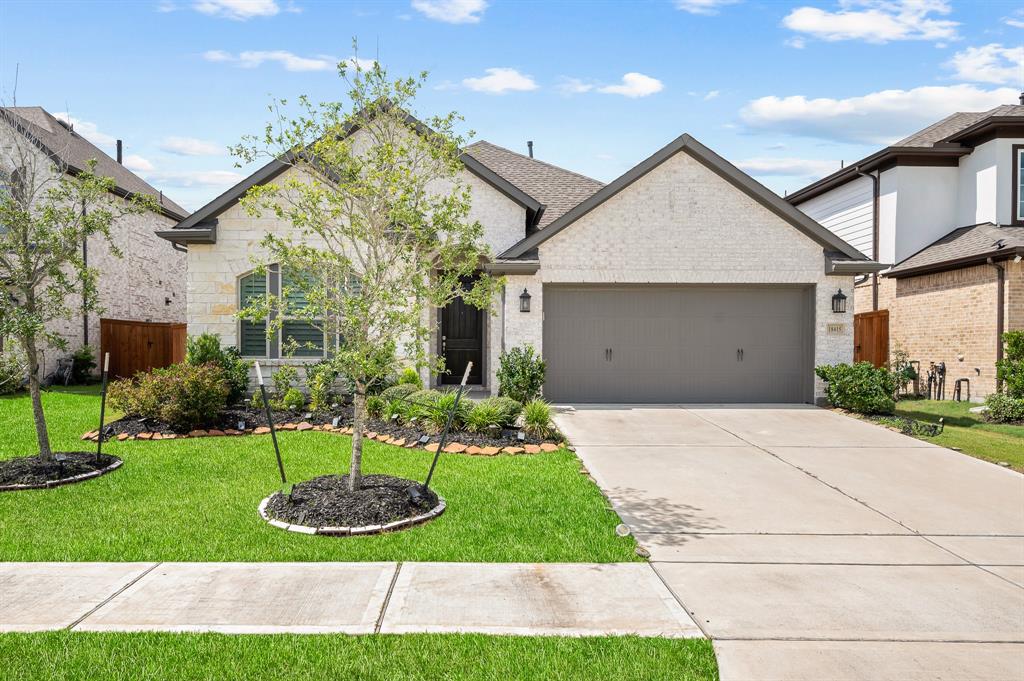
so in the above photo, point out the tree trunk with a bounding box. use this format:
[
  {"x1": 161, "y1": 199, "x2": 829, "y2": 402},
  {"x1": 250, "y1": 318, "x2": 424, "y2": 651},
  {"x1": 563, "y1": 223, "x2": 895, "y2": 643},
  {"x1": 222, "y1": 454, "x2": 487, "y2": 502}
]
[
  {"x1": 349, "y1": 388, "x2": 365, "y2": 491},
  {"x1": 23, "y1": 333, "x2": 53, "y2": 460}
]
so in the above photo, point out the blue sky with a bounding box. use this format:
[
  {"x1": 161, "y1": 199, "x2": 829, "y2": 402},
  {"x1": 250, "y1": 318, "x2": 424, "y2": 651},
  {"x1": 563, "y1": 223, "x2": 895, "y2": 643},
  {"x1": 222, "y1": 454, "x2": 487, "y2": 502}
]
[{"x1": 1, "y1": 0, "x2": 1022, "y2": 211}]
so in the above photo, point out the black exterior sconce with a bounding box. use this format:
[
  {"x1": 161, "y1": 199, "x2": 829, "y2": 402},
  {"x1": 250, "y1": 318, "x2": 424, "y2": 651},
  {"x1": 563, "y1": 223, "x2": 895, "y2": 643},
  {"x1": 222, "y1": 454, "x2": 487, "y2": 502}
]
[
  {"x1": 832, "y1": 289, "x2": 847, "y2": 314},
  {"x1": 519, "y1": 288, "x2": 531, "y2": 313}
]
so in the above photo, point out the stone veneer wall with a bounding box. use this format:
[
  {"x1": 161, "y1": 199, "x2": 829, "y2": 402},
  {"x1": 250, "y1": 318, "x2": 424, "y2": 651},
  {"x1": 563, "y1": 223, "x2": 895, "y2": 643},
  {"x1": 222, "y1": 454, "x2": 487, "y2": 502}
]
[{"x1": 497, "y1": 149, "x2": 855, "y2": 402}]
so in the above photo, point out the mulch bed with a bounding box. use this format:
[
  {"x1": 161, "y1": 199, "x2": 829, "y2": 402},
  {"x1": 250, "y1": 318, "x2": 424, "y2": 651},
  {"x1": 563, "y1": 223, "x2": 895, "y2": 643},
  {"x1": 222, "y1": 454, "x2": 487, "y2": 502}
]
[
  {"x1": 264, "y1": 474, "x2": 440, "y2": 529},
  {"x1": 91, "y1": 404, "x2": 563, "y2": 454},
  {"x1": 0, "y1": 452, "x2": 122, "y2": 491}
]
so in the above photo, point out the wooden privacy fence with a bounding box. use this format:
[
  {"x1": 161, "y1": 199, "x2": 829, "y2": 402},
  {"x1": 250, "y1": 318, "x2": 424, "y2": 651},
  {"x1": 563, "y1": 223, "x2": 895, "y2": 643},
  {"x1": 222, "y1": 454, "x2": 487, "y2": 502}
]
[
  {"x1": 100, "y1": 318, "x2": 186, "y2": 379},
  {"x1": 853, "y1": 309, "x2": 889, "y2": 368}
]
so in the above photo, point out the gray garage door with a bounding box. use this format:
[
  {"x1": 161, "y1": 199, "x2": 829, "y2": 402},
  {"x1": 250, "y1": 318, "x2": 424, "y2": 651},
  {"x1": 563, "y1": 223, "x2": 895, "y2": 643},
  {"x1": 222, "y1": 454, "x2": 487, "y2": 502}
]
[{"x1": 543, "y1": 285, "x2": 813, "y2": 403}]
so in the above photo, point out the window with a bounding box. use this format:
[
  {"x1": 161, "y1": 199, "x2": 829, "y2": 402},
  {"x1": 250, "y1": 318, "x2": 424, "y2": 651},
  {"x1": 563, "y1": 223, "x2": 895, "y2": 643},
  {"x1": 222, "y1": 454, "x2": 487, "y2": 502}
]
[
  {"x1": 1014, "y1": 145, "x2": 1024, "y2": 225},
  {"x1": 237, "y1": 266, "x2": 326, "y2": 359}
]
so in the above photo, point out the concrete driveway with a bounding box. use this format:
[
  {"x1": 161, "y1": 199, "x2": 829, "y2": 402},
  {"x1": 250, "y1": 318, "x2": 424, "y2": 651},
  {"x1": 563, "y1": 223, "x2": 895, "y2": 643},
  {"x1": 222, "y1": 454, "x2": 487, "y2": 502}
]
[{"x1": 554, "y1": 405, "x2": 1024, "y2": 681}]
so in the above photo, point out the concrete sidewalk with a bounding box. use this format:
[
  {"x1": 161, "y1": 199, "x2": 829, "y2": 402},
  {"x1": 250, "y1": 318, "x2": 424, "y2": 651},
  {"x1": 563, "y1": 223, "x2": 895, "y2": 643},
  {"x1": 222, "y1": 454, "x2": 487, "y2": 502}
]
[{"x1": 0, "y1": 561, "x2": 702, "y2": 638}]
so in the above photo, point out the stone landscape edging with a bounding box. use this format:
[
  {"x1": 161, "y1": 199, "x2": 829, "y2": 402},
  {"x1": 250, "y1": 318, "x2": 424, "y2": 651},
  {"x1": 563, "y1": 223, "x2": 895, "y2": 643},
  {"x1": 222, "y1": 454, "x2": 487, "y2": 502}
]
[
  {"x1": 81, "y1": 422, "x2": 564, "y2": 456},
  {"x1": 257, "y1": 492, "x2": 446, "y2": 536},
  {"x1": 0, "y1": 456, "x2": 123, "y2": 492}
]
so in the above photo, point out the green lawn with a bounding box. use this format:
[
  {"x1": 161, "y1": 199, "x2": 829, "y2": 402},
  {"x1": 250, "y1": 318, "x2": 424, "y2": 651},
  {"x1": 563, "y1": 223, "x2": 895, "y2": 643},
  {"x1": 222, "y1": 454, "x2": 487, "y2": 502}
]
[
  {"x1": 895, "y1": 399, "x2": 1024, "y2": 472},
  {"x1": 0, "y1": 632, "x2": 718, "y2": 681},
  {"x1": 0, "y1": 387, "x2": 637, "y2": 562}
]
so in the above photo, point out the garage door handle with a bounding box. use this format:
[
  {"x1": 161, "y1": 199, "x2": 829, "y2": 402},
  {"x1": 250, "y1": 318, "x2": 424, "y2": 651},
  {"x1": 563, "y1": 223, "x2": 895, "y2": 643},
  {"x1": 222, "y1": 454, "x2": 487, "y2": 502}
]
[{"x1": 737, "y1": 348, "x2": 744, "y2": 361}]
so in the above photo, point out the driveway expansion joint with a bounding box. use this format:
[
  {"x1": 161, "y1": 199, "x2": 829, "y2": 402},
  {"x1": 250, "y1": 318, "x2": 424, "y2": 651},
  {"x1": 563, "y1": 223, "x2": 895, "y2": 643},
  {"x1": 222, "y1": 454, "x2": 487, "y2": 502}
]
[{"x1": 67, "y1": 562, "x2": 162, "y2": 631}]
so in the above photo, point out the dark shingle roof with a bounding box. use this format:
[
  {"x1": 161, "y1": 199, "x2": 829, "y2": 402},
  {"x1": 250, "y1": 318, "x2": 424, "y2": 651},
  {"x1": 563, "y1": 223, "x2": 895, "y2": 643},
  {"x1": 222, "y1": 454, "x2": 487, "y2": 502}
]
[
  {"x1": 894, "y1": 105, "x2": 1024, "y2": 147},
  {"x1": 2, "y1": 106, "x2": 187, "y2": 218},
  {"x1": 464, "y1": 141, "x2": 604, "y2": 228},
  {"x1": 887, "y1": 223, "x2": 1024, "y2": 277}
]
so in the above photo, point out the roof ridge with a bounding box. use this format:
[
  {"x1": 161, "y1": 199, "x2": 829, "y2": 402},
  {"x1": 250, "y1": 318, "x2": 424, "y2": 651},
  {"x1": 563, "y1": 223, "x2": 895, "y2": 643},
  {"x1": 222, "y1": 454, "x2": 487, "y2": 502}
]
[{"x1": 468, "y1": 139, "x2": 604, "y2": 187}]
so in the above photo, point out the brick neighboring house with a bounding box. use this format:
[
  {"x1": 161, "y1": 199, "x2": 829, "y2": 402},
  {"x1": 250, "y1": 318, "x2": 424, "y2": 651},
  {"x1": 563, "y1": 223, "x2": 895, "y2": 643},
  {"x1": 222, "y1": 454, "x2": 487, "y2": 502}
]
[
  {"x1": 160, "y1": 111, "x2": 881, "y2": 404},
  {"x1": 787, "y1": 102, "x2": 1024, "y2": 398},
  {"x1": 0, "y1": 106, "x2": 188, "y2": 378}
]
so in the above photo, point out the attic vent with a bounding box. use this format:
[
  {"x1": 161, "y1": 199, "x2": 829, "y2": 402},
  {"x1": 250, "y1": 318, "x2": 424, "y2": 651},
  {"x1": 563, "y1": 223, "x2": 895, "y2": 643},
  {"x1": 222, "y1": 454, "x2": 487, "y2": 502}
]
[
  {"x1": 994, "y1": 239, "x2": 1006, "y2": 250},
  {"x1": 56, "y1": 118, "x2": 73, "y2": 132}
]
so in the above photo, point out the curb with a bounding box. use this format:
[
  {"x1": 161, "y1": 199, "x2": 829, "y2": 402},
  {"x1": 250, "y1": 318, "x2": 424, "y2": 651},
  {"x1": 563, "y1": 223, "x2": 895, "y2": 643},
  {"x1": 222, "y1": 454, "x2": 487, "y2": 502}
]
[{"x1": 0, "y1": 457, "x2": 123, "y2": 492}]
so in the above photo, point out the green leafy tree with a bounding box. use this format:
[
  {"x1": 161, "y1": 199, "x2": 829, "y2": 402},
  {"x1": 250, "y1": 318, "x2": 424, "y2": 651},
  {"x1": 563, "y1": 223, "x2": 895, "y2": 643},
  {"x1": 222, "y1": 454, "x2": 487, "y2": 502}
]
[
  {"x1": 235, "y1": 59, "x2": 499, "y2": 490},
  {"x1": 0, "y1": 109, "x2": 154, "y2": 460}
]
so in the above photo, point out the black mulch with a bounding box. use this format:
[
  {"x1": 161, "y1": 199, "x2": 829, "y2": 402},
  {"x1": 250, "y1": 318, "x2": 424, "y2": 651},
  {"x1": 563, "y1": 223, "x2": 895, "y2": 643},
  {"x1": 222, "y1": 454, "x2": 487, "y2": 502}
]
[
  {"x1": 265, "y1": 474, "x2": 440, "y2": 528},
  {"x1": 0, "y1": 452, "x2": 120, "y2": 488},
  {"x1": 102, "y1": 403, "x2": 557, "y2": 448}
]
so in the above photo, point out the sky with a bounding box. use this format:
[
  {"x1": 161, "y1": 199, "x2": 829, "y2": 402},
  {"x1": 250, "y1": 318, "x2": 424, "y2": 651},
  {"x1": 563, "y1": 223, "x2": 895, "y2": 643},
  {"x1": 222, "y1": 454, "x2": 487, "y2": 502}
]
[{"x1": 1, "y1": 0, "x2": 1022, "y2": 212}]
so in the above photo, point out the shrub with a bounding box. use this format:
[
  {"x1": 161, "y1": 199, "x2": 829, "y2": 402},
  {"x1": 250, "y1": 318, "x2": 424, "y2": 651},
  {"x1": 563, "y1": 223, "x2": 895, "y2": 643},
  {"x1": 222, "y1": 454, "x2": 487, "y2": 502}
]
[
  {"x1": 281, "y1": 388, "x2": 305, "y2": 411},
  {"x1": 250, "y1": 390, "x2": 265, "y2": 411},
  {"x1": 398, "y1": 367, "x2": 423, "y2": 388},
  {"x1": 70, "y1": 345, "x2": 96, "y2": 384},
  {"x1": 185, "y1": 333, "x2": 250, "y2": 404},
  {"x1": 984, "y1": 393, "x2": 1024, "y2": 424},
  {"x1": 109, "y1": 362, "x2": 230, "y2": 431},
  {"x1": 996, "y1": 330, "x2": 1024, "y2": 399},
  {"x1": 272, "y1": 365, "x2": 298, "y2": 399},
  {"x1": 365, "y1": 395, "x2": 386, "y2": 419},
  {"x1": 522, "y1": 399, "x2": 554, "y2": 438},
  {"x1": 381, "y1": 383, "x2": 418, "y2": 403},
  {"x1": 383, "y1": 399, "x2": 409, "y2": 424},
  {"x1": 815, "y1": 362, "x2": 898, "y2": 415},
  {"x1": 0, "y1": 343, "x2": 26, "y2": 395},
  {"x1": 305, "y1": 361, "x2": 339, "y2": 412},
  {"x1": 466, "y1": 400, "x2": 504, "y2": 433},
  {"x1": 422, "y1": 390, "x2": 471, "y2": 433},
  {"x1": 404, "y1": 389, "x2": 441, "y2": 423},
  {"x1": 496, "y1": 345, "x2": 546, "y2": 404},
  {"x1": 486, "y1": 396, "x2": 523, "y2": 428}
]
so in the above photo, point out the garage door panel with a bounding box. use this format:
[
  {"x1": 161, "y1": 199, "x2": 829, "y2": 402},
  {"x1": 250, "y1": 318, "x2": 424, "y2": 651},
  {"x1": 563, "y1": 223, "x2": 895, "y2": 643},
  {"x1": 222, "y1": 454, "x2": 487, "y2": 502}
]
[{"x1": 544, "y1": 286, "x2": 811, "y2": 403}]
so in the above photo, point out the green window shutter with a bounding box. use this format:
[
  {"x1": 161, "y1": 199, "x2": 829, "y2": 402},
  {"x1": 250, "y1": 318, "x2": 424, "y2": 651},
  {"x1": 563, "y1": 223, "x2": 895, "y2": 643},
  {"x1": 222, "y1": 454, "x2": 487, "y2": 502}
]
[
  {"x1": 239, "y1": 272, "x2": 267, "y2": 357},
  {"x1": 282, "y1": 320, "x2": 324, "y2": 357}
]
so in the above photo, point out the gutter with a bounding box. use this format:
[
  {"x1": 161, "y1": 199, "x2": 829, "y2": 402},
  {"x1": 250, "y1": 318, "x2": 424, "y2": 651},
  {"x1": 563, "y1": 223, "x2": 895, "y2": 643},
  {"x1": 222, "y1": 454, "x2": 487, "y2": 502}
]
[
  {"x1": 987, "y1": 257, "x2": 1006, "y2": 392},
  {"x1": 855, "y1": 167, "x2": 881, "y2": 310},
  {"x1": 157, "y1": 223, "x2": 217, "y2": 245},
  {"x1": 483, "y1": 260, "x2": 540, "y2": 275}
]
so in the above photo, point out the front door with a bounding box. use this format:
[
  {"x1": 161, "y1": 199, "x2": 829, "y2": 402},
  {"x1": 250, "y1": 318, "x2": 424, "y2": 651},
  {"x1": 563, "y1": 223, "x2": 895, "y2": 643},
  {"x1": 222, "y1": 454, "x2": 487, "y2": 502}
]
[{"x1": 441, "y1": 281, "x2": 483, "y2": 385}]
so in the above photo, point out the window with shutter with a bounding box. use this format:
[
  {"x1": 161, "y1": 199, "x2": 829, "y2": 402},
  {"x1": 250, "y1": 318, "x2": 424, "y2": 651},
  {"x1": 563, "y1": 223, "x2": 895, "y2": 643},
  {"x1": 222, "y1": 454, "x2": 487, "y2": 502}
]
[
  {"x1": 281, "y1": 269, "x2": 325, "y2": 358},
  {"x1": 238, "y1": 272, "x2": 267, "y2": 357}
]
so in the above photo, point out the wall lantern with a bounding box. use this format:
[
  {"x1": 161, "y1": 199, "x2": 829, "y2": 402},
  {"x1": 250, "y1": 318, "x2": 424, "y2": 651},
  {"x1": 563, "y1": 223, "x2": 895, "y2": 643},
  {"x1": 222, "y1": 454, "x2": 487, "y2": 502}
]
[
  {"x1": 831, "y1": 288, "x2": 847, "y2": 314},
  {"x1": 519, "y1": 288, "x2": 531, "y2": 313}
]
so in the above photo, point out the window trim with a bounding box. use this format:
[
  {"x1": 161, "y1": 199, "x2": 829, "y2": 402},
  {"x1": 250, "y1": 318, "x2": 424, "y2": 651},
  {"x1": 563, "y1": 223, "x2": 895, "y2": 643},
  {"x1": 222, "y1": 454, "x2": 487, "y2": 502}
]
[{"x1": 1013, "y1": 144, "x2": 1024, "y2": 226}]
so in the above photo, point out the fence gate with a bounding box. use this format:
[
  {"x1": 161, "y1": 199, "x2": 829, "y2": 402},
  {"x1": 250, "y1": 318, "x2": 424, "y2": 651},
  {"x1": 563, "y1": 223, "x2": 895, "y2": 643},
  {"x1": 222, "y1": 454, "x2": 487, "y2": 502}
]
[
  {"x1": 853, "y1": 310, "x2": 889, "y2": 368},
  {"x1": 100, "y1": 318, "x2": 186, "y2": 379}
]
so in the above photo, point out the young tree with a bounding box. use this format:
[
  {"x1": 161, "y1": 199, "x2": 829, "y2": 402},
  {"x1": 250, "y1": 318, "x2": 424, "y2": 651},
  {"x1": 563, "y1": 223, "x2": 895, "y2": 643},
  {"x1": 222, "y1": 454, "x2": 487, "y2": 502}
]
[
  {"x1": 236, "y1": 62, "x2": 499, "y2": 491},
  {"x1": 0, "y1": 108, "x2": 153, "y2": 460}
]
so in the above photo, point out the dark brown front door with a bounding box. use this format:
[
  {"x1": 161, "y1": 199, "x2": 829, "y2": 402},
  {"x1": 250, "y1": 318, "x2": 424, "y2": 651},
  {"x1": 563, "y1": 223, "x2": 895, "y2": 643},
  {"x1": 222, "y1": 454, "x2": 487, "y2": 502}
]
[{"x1": 441, "y1": 282, "x2": 483, "y2": 385}]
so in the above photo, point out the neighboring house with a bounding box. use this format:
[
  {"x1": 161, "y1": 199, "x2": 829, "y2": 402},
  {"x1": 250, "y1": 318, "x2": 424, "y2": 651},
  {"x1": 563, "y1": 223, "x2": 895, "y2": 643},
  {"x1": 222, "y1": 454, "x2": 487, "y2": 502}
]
[
  {"x1": 787, "y1": 101, "x2": 1024, "y2": 398},
  {"x1": 160, "y1": 114, "x2": 880, "y2": 404},
  {"x1": 0, "y1": 106, "x2": 188, "y2": 378}
]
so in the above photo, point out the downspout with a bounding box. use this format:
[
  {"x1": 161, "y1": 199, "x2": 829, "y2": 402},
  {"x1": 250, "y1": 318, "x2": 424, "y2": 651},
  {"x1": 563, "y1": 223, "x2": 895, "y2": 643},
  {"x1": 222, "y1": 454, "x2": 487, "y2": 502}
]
[
  {"x1": 855, "y1": 168, "x2": 880, "y2": 311},
  {"x1": 987, "y1": 257, "x2": 1005, "y2": 392}
]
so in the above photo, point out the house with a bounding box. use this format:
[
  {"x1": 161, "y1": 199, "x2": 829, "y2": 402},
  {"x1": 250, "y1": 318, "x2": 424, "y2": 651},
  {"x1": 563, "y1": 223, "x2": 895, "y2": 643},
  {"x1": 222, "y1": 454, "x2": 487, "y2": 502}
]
[
  {"x1": 0, "y1": 107, "x2": 188, "y2": 378},
  {"x1": 787, "y1": 101, "x2": 1024, "y2": 398},
  {"x1": 160, "y1": 115, "x2": 881, "y2": 404}
]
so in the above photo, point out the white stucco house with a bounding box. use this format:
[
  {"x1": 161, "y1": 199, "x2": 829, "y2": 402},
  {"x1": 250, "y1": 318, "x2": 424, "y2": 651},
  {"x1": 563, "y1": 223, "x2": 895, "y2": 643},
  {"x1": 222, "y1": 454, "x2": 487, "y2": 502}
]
[
  {"x1": 787, "y1": 102, "x2": 1024, "y2": 398},
  {"x1": 1, "y1": 107, "x2": 188, "y2": 379},
  {"x1": 159, "y1": 113, "x2": 881, "y2": 404}
]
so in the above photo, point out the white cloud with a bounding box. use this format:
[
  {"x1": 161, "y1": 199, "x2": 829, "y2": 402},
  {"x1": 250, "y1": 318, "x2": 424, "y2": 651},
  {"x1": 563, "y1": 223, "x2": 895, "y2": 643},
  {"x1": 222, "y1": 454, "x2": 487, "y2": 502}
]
[
  {"x1": 193, "y1": 0, "x2": 280, "y2": 20},
  {"x1": 785, "y1": 36, "x2": 807, "y2": 49},
  {"x1": 597, "y1": 72, "x2": 664, "y2": 98},
  {"x1": 947, "y1": 44, "x2": 1024, "y2": 86},
  {"x1": 741, "y1": 84, "x2": 1018, "y2": 145},
  {"x1": 462, "y1": 68, "x2": 537, "y2": 94},
  {"x1": 157, "y1": 1, "x2": 179, "y2": 12},
  {"x1": 557, "y1": 77, "x2": 594, "y2": 95},
  {"x1": 122, "y1": 155, "x2": 154, "y2": 173},
  {"x1": 704, "y1": 90, "x2": 720, "y2": 100},
  {"x1": 203, "y1": 50, "x2": 373, "y2": 72},
  {"x1": 1004, "y1": 9, "x2": 1024, "y2": 29},
  {"x1": 145, "y1": 169, "x2": 245, "y2": 189},
  {"x1": 673, "y1": 0, "x2": 739, "y2": 15},
  {"x1": 782, "y1": 0, "x2": 959, "y2": 44},
  {"x1": 411, "y1": 0, "x2": 486, "y2": 23},
  {"x1": 735, "y1": 157, "x2": 840, "y2": 178},
  {"x1": 159, "y1": 136, "x2": 224, "y2": 156},
  {"x1": 52, "y1": 113, "x2": 117, "y2": 147}
]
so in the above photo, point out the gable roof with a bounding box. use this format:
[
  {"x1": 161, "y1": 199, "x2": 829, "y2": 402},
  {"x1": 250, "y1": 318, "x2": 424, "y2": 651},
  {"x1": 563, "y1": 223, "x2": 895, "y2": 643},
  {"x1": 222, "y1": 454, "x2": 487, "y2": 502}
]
[
  {"x1": 886, "y1": 222, "x2": 1024, "y2": 278},
  {"x1": 787, "y1": 103, "x2": 1024, "y2": 205},
  {"x1": 163, "y1": 107, "x2": 544, "y2": 243},
  {"x1": 1, "y1": 106, "x2": 188, "y2": 219},
  {"x1": 464, "y1": 141, "x2": 604, "y2": 229},
  {"x1": 499, "y1": 133, "x2": 873, "y2": 265}
]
